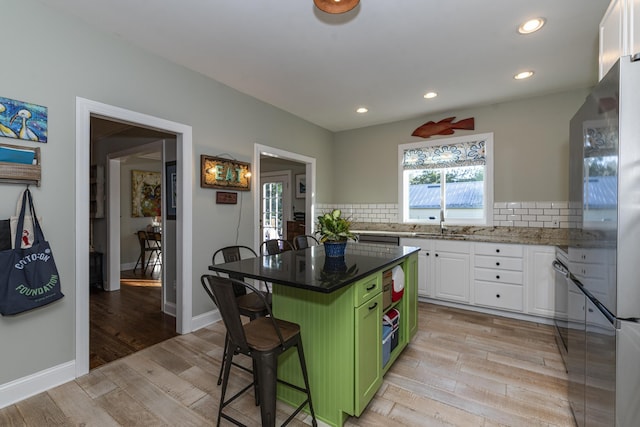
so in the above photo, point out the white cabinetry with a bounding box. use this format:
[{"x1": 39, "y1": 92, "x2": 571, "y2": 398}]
[
  {"x1": 434, "y1": 240, "x2": 471, "y2": 303},
  {"x1": 599, "y1": 0, "x2": 640, "y2": 79},
  {"x1": 400, "y1": 238, "x2": 433, "y2": 297},
  {"x1": 400, "y1": 237, "x2": 558, "y2": 321},
  {"x1": 400, "y1": 238, "x2": 471, "y2": 300},
  {"x1": 473, "y1": 242, "x2": 525, "y2": 312},
  {"x1": 526, "y1": 245, "x2": 557, "y2": 317}
]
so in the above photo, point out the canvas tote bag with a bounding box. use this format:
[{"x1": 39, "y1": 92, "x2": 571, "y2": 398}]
[
  {"x1": 0, "y1": 189, "x2": 64, "y2": 315},
  {"x1": 10, "y1": 189, "x2": 42, "y2": 248}
]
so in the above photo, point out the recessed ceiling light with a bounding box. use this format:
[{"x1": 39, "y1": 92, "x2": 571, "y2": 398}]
[
  {"x1": 356, "y1": 107, "x2": 368, "y2": 114},
  {"x1": 514, "y1": 71, "x2": 534, "y2": 80},
  {"x1": 518, "y1": 18, "x2": 545, "y2": 34},
  {"x1": 423, "y1": 92, "x2": 438, "y2": 99}
]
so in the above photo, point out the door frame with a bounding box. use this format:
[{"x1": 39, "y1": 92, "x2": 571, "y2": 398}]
[
  {"x1": 253, "y1": 144, "x2": 316, "y2": 250},
  {"x1": 75, "y1": 97, "x2": 193, "y2": 377}
]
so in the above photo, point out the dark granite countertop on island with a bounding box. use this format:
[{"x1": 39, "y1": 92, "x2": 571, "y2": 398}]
[{"x1": 208, "y1": 242, "x2": 419, "y2": 293}]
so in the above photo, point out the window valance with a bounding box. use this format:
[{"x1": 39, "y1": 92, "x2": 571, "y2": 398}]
[{"x1": 402, "y1": 139, "x2": 486, "y2": 170}]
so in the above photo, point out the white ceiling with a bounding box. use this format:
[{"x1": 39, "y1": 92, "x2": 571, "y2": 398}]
[{"x1": 39, "y1": 0, "x2": 610, "y2": 132}]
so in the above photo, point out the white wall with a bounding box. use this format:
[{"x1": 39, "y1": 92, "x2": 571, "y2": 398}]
[{"x1": 0, "y1": 0, "x2": 332, "y2": 390}]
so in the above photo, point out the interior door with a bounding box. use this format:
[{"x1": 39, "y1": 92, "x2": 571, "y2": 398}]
[{"x1": 260, "y1": 172, "x2": 291, "y2": 242}]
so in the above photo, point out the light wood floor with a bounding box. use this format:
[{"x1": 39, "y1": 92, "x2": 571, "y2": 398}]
[{"x1": 0, "y1": 303, "x2": 575, "y2": 426}]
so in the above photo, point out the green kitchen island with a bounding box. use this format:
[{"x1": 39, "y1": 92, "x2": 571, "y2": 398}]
[{"x1": 209, "y1": 242, "x2": 419, "y2": 426}]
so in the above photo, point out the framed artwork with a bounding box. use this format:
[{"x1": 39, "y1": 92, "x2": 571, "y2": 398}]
[
  {"x1": 0, "y1": 96, "x2": 48, "y2": 143},
  {"x1": 200, "y1": 155, "x2": 251, "y2": 190},
  {"x1": 165, "y1": 161, "x2": 177, "y2": 219},
  {"x1": 295, "y1": 174, "x2": 306, "y2": 198},
  {"x1": 216, "y1": 191, "x2": 238, "y2": 204},
  {"x1": 131, "y1": 170, "x2": 161, "y2": 217}
]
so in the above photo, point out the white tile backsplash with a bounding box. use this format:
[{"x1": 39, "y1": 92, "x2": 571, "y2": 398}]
[{"x1": 318, "y1": 200, "x2": 573, "y2": 228}]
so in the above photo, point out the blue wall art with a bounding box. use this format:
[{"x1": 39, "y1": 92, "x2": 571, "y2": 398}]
[{"x1": 0, "y1": 96, "x2": 48, "y2": 143}]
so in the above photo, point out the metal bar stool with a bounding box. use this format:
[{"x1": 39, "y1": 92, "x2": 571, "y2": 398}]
[
  {"x1": 292, "y1": 235, "x2": 319, "y2": 250},
  {"x1": 201, "y1": 275, "x2": 317, "y2": 427},
  {"x1": 211, "y1": 246, "x2": 270, "y2": 389},
  {"x1": 260, "y1": 239, "x2": 293, "y2": 255}
]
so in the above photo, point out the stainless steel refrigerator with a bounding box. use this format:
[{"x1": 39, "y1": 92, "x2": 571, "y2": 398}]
[{"x1": 567, "y1": 54, "x2": 640, "y2": 427}]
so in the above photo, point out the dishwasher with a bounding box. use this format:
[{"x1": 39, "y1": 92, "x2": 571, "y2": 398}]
[{"x1": 356, "y1": 234, "x2": 400, "y2": 246}]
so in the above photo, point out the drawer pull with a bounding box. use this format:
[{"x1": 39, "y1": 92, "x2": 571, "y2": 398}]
[
  {"x1": 495, "y1": 249, "x2": 500, "y2": 253},
  {"x1": 496, "y1": 275, "x2": 500, "y2": 279},
  {"x1": 496, "y1": 262, "x2": 500, "y2": 266},
  {"x1": 496, "y1": 294, "x2": 501, "y2": 298},
  {"x1": 366, "y1": 284, "x2": 376, "y2": 291},
  {"x1": 369, "y1": 302, "x2": 378, "y2": 311}
]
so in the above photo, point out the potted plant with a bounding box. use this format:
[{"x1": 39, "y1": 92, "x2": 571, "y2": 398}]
[{"x1": 316, "y1": 209, "x2": 356, "y2": 257}]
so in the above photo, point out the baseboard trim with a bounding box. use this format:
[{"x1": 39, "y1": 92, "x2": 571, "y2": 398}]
[
  {"x1": 0, "y1": 361, "x2": 75, "y2": 409},
  {"x1": 191, "y1": 308, "x2": 221, "y2": 331},
  {"x1": 163, "y1": 301, "x2": 176, "y2": 317}
]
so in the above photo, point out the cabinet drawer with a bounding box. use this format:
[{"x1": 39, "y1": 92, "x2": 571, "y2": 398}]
[
  {"x1": 354, "y1": 273, "x2": 382, "y2": 307},
  {"x1": 474, "y1": 281, "x2": 523, "y2": 312},
  {"x1": 474, "y1": 242, "x2": 523, "y2": 258},
  {"x1": 474, "y1": 255, "x2": 523, "y2": 271},
  {"x1": 474, "y1": 268, "x2": 523, "y2": 285}
]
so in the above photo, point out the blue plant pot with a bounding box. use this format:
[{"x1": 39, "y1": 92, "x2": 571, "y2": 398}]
[
  {"x1": 324, "y1": 241, "x2": 347, "y2": 258},
  {"x1": 323, "y1": 256, "x2": 347, "y2": 272}
]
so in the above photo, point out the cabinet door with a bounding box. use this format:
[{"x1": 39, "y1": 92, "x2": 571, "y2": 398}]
[
  {"x1": 400, "y1": 238, "x2": 433, "y2": 297},
  {"x1": 599, "y1": 0, "x2": 625, "y2": 79},
  {"x1": 434, "y1": 251, "x2": 470, "y2": 303},
  {"x1": 354, "y1": 292, "x2": 382, "y2": 416},
  {"x1": 526, "y1": 246, "x2": 557, "y2": 317}
]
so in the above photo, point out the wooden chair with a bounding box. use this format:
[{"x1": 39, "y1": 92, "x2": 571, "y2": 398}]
[
  {"x1": 211, "y1": 245, "x2": 270, "y2": 386},
  {"x1": 293, "y1": 234, "x2": 319, "y2": 250},
  {"x1": 201, "y1": 275, "x2": 317, "y2": 427},
  {"x1": 133, "y1": 230, "x2": 161, "y2": 274},
  {"x1": 260, "y1": 239, "x2": 293, "y2": 255}
]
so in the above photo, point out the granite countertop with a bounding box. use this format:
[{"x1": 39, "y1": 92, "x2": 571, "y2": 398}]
[
  {"x1": 351, "y1": 223, "x2": 571, "y2": 246},
  {"x1": 209, "y1": 243, "x2": 419, "y2": 293}
]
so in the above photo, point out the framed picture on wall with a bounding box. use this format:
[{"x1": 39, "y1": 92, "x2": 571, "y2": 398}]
[
  {"x1": 131, "y1": 170, "x2": 161, "y2": 217},
  {"x1": 295, "y1": 174, "x2": 306, "y2": 198},
  {"x1": 165, "y1": 161, "x2": 177, "y2": 220}
]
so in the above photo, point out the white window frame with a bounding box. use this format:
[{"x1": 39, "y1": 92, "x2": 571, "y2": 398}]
[{"x1": 398, "y1": 132, "x2": 494, "y2": 226}]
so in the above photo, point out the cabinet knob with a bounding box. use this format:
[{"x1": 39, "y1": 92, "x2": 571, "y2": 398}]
[
  {"x1": 496, "y1": 294, "x2": 501, "y2": 298},
  {"x1": 435, "y1": 253, "x2": 439, "y2": 257},
  {"x1": 496, "y1": 249, "x2": 500, "y2": 253},
  {"x1": 426, "y1": 252, "x2": 430, "y2": 256},
  {"x1": 496, "y1": 262, "x2": 500, "y2": 266},
  {"x1": 496, "y1": 275, "x2": 500, "y2": 279}
]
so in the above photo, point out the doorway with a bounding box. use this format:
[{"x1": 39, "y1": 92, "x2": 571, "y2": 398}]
[
  {"x1": 253, "y1": 144, "x2": 316, "y2": 250},
  {"x1": 89, "y1": 127, "x2": 175, "y2": 369},
  {"x1": 75, "y1": 97, "x2": 194, "y2": 378}
]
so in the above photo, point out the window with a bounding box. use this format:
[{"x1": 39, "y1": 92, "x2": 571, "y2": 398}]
[{"x1": 398, "y1": 133, "x2": 493, "y2": 225}]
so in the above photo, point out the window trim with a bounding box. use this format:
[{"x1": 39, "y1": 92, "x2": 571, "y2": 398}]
[{"x1": 398, "y1": 132, "x2": 494, "y2": 225}]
